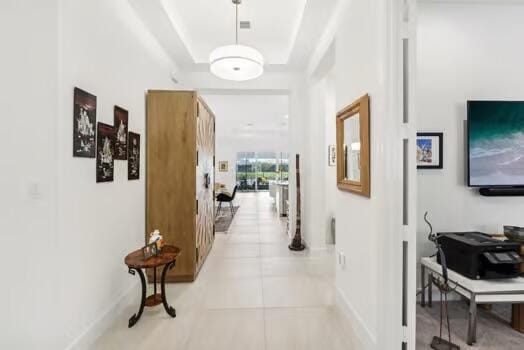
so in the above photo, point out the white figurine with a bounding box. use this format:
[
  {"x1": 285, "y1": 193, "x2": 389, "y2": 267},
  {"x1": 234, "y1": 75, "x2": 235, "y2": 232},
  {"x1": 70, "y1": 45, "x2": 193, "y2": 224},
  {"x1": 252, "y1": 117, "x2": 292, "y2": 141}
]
[{"x1": 149, "y1": 229, "x2": 164, "y2": 250}]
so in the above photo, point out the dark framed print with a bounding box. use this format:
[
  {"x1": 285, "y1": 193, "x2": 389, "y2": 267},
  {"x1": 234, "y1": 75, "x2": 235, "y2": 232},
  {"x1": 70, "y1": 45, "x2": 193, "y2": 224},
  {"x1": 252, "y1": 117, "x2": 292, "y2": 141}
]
[
  {"x1": 114, "y1": 106, "x2": 128, "y2": 160},
  {"x1": 142, "y1": 242, "x2": 158, "y2": 260},
  {"x1": 73, "y1": 87, "x2": 97, "y2": 158},
  {"x1": 96, "y1": 123, "x2": 115, "y2": 182},
  {"x1": 128, "y1": 132, "x2": 140, "y2": 180},
  {"x1": 218, "y1": 161, "x2": 228, "y2": 172},
  {"x1": 417, "y1": 132, "x2": 443, "y2": 169},
  {"x1": 328, "y1": 145, "x2": 336, "y2": 166}
]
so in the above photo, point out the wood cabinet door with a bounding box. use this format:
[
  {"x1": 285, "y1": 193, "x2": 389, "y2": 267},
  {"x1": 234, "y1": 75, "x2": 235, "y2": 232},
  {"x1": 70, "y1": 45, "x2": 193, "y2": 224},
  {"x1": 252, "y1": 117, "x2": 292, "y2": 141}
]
[
  {"x1": 195, "y1": 99, "x2": 215, "y2": 271},
  {"x1": 147, "y1": 91, "x2": 196, "y2": 280}
]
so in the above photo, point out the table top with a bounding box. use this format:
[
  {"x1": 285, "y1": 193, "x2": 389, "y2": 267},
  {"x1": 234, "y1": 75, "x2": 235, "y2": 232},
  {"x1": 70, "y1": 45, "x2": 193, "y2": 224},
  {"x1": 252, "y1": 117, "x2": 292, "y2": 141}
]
[
  {"x1": 421, "y1": 257, "x2": 524, "y2": 294},
  {"x1": 125, "y1": 245, "x2": 181, "y2": 269}
]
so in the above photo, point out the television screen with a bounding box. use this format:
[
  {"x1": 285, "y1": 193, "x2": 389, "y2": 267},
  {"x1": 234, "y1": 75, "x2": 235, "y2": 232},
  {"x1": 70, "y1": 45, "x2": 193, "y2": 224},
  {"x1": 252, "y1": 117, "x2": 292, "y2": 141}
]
[{"x1": 468, "y1": 101, "x2": 524, "y2": 187}]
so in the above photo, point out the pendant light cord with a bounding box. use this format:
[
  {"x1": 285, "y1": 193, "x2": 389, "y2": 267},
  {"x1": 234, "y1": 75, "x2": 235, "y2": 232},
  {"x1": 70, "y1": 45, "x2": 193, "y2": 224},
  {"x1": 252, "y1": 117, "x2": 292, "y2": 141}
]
[{"x1": 235, "y1": 3, "x2": 239, "y2": 44}]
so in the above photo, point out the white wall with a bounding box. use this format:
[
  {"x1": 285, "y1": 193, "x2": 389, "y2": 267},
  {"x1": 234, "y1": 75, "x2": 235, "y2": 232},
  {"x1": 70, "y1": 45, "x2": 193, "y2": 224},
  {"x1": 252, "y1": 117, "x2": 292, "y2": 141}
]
[
  {"x1": 324, "y1": 74, "x2": 337, "y2": 242},
  {"x1": 1, "y1": 1, "x2": 177, "y2": 349},
  {"x1": 332, "y1": 0, "x2": 405, "y2": 348},
  {"x1": 0, "y1": 1, "x2": 60, "y2": 348},
  {"x1": 417, "y1": 2, "x2": 524, "y2": 269},
  {"x1": 301, "y1": 72, "x2": 337, "y2": 249}
]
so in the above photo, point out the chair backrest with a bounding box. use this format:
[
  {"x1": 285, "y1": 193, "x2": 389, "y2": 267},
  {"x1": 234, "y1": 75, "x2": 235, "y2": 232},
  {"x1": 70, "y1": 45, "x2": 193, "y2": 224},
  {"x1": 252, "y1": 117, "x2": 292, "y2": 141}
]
[{"x1": 231, "y1": 185, "x2": 238, "y2": 199}]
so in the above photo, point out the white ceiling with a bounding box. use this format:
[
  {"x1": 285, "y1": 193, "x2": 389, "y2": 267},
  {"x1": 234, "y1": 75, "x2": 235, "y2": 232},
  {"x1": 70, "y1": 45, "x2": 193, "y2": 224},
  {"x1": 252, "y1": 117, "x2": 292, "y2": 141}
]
[
  {"x1": 203, "y1": 94, "x2": 288, "y2": 140},
  {"x1": 130, "y1": 0, "x2": 340, "y2": 70},
  {"x1": 162, "y1": 0, "x2": 306, "y2": 64}
]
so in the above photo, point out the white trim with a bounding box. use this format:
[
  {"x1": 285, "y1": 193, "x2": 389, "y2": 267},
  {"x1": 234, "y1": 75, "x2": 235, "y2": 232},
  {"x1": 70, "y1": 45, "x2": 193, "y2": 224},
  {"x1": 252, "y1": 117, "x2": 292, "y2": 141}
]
[
  {"x1": 335, "y1": 287, "x2": 377, "y2": 350},
  {"x1": 65, "y1": 281, "x2": 139, "y2": 350}
]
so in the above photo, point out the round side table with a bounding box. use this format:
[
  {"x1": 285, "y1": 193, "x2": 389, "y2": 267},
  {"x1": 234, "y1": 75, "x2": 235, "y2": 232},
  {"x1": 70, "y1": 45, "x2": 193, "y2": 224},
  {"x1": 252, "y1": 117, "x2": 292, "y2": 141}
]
[{"x1": 124, "y1": 245, "x2": 181, "y2": 328}]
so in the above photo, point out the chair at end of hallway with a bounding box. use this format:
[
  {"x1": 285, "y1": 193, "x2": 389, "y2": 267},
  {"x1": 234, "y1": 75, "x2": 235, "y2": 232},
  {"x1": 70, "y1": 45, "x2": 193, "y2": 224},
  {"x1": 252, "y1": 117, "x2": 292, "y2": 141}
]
[{"x1": 216, "y1": 185, "x2": 238, "y2": 217}]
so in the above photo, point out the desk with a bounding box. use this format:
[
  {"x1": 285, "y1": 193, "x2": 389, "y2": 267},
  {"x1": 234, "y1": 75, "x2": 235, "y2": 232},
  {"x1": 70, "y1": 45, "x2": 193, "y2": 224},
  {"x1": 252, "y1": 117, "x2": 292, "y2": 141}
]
[
  {"x1": 124, "y1": 245, "x2": 180, "y2": 327},
  {"x1": 420, "y1": 257, "x2": 524, "y2": 345}
]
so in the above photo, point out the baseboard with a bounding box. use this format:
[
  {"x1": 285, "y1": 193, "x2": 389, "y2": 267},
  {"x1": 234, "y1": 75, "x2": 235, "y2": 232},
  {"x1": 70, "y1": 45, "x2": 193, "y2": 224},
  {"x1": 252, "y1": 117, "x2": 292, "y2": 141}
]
[
  {"x1": 335, "y1": 287, "x2": 377, "y2": 350},
  {"x1": 301, "y1": 236, "x2": 333, "y2": 252},
  {"x1": 65, "y1": 280, "x2": 139, "y2": 350}
]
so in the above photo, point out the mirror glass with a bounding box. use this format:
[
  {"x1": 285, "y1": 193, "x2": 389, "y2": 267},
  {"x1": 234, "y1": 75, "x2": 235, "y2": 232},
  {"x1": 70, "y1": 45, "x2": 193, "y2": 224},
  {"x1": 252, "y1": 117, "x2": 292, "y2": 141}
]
[{"x1": 343, "y1": 113, "x2": 361, "y2": 182}]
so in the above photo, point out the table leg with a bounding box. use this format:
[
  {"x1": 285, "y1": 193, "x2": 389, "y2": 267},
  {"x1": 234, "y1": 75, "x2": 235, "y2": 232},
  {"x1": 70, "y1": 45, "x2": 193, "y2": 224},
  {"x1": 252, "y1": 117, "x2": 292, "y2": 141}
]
[
  {"x1": 428, "y1": 272, "x2": 433, "y2": 308},
  {"x1": 160, "y1": 261, "x2": 177, "y2": 318},
  {"x1": 128, "y1": 267, "x2": 146, "y2": 328},
  {"x1": 421, "y1": 265, "x2": 426, "y2": 307},
  {"x1": 467, "y1": 294, "x2": 477, "y2": 345}
]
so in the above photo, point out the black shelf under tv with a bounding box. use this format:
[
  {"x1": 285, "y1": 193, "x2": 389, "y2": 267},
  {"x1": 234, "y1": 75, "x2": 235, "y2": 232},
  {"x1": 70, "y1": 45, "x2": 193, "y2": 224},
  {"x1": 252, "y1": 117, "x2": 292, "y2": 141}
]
[{"x1": 479, "y1": 187, "x2": 524, "y2": 197}]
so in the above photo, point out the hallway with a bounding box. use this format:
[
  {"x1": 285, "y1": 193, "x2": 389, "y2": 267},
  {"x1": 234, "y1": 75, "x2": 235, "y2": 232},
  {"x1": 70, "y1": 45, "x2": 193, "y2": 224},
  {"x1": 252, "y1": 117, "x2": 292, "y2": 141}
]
[{"x1": 93, "y1": 192, "x2": 359, "y2": 349}]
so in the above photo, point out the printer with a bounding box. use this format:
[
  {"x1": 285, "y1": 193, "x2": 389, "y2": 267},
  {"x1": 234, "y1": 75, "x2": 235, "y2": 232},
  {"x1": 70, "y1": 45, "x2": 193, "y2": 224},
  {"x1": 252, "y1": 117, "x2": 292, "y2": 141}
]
[{"x1": 437, "y1": 232, "x2": 522, "y2": 280}]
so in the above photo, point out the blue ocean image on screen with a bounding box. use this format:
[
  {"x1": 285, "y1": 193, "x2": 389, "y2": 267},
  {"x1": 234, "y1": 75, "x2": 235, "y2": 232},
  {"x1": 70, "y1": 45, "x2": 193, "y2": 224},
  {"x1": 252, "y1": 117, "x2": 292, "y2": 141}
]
[{"x1": 469, "y1": 101, "x2": 524, "y2": 186}]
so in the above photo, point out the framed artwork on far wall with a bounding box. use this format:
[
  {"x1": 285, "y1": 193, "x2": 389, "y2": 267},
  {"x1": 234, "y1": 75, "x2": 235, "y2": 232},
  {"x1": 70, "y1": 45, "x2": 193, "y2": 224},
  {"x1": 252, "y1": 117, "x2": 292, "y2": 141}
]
[
  {"x1": 328, "y1": 145, "x2": 336, "y2": 166},
  {"x1": 114, "y1": 106, "x2": 129, "y2": 160},
  {"x1": 218, "y1": 161, "x2": 228, "y2": 172},
  {"x1": 96, "y1": 123, "x2": 115, "y2": 183},
  {"x1": 73, "y1": 87, "x2": 97, "y2": 158},
  {"x1": 128, "y1": 132, "x2": 140, "y2": 180},
  {"x1": 417, "y1": 132, "x2": 443, "y2": 169}
]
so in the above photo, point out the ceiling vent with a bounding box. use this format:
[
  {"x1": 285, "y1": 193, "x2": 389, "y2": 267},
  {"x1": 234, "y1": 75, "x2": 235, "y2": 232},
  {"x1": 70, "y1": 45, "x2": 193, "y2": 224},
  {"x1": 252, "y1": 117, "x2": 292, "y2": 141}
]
[{"x1": 239, "y1": 21, "x2": 251, "y2": 29}]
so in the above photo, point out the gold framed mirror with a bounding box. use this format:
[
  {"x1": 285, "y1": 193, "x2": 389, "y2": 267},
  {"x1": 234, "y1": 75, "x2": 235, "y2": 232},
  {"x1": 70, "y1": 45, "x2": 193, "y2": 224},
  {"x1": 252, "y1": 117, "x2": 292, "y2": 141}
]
[{"x1": 336, "y1": 94, "x2": 370, "y2": 197}]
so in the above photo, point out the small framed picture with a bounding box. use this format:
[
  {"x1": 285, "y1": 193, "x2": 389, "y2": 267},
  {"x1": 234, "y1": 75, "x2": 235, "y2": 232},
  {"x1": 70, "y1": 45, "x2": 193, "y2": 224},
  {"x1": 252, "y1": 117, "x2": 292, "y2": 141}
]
[
  {"x1": 73, "y1": 87, "x2": 97, "y2": 158},
  {"x1": 218, "y1": 161, "x2": 228, "y2": 172},
  {"x1": 96, "y1": 122, "x2": 115, "y2": 182},
  {"x1": 328, "y1": 145, "x2": 336, "y2": 166},
  {"x1": 417, "y1": 133, "x2": 443, "y2": 169},
  {"x1": 114, "y1": 106, "x2": 129, "y2": 160},
  {"x1": 142, "y1": 242, "x2": 159, "y2": 260},
  {"x1": 128, "y1": 132, "x2": 140, "y2": 180}
]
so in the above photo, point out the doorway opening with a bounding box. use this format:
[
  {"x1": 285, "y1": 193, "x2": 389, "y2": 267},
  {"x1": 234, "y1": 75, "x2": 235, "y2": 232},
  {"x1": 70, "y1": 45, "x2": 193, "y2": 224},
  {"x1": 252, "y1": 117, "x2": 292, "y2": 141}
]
[{"x1": 235, "y1": 151, "x2": 289, "y2": 192}]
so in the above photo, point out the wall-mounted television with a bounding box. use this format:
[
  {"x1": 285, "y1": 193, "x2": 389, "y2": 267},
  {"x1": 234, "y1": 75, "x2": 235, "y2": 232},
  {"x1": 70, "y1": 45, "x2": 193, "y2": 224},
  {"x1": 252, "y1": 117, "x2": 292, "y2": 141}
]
[{"x1": 468, "y1": 100, "x2": 524, "y2": 188}]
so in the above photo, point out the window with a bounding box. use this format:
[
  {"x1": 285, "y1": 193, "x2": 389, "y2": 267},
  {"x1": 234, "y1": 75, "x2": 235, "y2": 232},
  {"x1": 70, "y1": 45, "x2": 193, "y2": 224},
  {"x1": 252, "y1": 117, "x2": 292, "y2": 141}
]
[{"x1": 235, "y1": 152, "x2": 289, "y2": 192}]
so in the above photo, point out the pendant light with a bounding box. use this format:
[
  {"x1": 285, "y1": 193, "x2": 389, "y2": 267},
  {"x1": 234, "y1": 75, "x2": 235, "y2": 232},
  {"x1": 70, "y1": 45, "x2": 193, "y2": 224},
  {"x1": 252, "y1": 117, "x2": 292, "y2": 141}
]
[{"x1": 209, "y1": 0, "x2": 264, "y2": 81}]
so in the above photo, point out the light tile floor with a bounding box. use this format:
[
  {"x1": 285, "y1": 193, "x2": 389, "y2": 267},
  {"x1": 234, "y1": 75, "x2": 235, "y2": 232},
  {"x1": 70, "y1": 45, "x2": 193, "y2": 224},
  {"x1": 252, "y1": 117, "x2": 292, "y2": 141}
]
[{"x1": 93, "y1": 192, "x2": 360, "y2": 350}]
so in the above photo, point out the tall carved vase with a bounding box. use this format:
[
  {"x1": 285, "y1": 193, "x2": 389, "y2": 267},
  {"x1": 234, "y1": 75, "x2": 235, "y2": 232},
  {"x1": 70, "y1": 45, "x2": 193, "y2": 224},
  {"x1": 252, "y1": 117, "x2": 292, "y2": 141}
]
[{"x1": 289, "y1": 154, "x2": 305, "y2": 251}]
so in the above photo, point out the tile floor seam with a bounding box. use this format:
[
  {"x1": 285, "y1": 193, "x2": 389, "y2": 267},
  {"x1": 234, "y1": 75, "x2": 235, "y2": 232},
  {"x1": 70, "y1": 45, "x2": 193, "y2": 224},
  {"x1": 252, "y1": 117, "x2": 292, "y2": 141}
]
[{"x1": 259, "y1": 224, "x2": 269, "y2": 350}]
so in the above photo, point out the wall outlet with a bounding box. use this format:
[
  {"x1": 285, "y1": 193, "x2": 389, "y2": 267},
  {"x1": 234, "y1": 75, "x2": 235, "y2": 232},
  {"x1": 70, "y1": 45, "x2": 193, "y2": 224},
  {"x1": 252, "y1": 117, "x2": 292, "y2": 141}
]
[
  {"x1": 338, "y1": 251, "x2": 346, "y2": 270},
  {"x1": 27, "y1": 181, "x2": 43, "y2": 200}
]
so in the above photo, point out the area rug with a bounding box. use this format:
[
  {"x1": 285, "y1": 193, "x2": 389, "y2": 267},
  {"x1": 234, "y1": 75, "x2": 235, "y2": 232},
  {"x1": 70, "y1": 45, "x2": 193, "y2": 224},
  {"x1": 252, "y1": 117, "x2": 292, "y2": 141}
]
[{"x1": 215, "y1": 206, "x2": 240, "y2": 233}]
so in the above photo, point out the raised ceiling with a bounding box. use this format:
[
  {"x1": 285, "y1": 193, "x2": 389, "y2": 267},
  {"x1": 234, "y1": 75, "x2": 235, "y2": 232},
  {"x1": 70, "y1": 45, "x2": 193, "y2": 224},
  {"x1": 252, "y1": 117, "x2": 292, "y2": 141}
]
[
  {"x1": 162, "y1": 0, "x2": 306, "y2": 64},
  {"x1": 203, "y1": 94, "x2": 288, "y2": 140},
  {"x1": 130, "y1": 0, "x2": 340, "y2": 70}
]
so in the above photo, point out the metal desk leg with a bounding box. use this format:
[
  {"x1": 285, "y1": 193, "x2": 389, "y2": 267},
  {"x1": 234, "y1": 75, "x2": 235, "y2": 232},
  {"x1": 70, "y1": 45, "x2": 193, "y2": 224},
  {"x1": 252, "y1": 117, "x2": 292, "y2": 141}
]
[
  {"x1": 467, "y1": 294, "x2": 477, "y2": 345},
  {"x1": 421, "y1": 265, "x2": 426, "y2": 307},
  {"x1": 428, "y1": 272, "x2": 433, "y2": 308}
]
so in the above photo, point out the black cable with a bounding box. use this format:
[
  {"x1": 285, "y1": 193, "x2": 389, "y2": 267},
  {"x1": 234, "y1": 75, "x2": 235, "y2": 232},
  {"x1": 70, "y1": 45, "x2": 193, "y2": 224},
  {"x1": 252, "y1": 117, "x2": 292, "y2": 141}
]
[{"x1": 445, "y1": 291, "x2": 452, "y2": 345}]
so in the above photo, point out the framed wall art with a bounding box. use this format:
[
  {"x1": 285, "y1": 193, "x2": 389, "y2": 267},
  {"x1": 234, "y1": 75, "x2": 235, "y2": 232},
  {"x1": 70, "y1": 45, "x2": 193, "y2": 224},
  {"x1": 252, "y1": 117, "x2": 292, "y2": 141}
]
[
  {"x1": 128, "y1": 132, "x2": 140, "y2": 180},
  {"x1": 114, "y1": 106, "x2": 128, "y2": 160},
  {"x1": 73, "y1": 87, "x2": 97, "y2": 158},
  {"x1": 417, "y1": 132, "x2": 443, "y2": 169},
  {"x1": 328, "y1": 145, "x2": 336, "y2": 166},
  {"x1": 96, "y1": 123, "x2": 115, "y2": 183},
  {"x1": 218, "y1": 161, "x2": 228, "y2": 172}
]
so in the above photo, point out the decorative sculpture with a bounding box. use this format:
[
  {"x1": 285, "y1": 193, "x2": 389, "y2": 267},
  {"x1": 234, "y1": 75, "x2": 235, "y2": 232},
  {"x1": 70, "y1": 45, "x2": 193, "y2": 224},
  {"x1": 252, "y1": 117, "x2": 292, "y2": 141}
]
[
  {"x1": 289, "y1": 154, "x2": 305, "y2": 251},
  {"x1": 425, "y1": 212, "x2": 460, "y2": 350}
]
